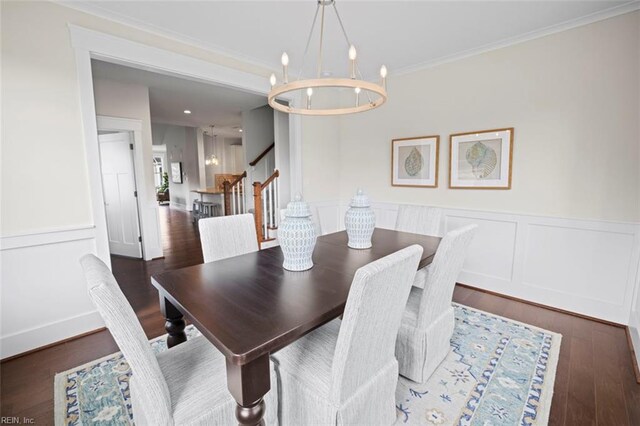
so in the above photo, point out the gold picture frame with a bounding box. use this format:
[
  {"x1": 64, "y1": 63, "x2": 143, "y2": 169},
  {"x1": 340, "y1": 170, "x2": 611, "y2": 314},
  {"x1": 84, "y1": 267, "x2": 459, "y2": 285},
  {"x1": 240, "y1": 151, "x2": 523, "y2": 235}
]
[
  {"x1": 449, "y1": 128, "x2": 514, "y2": 189},
  {"x1": 391, "y1": 135, "x2": 440, "y2": 188}
]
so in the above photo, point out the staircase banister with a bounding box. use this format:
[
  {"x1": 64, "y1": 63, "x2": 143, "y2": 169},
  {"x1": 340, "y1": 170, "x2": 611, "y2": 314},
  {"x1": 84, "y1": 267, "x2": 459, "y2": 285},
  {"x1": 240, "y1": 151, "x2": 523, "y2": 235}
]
[
  {"x1": 228, "y1": 170, "x2": 247, "y2": 187},
  {"x1": 260, "y1": 169, "x2": 280, "y2": 190},
  {"x1": 249, "y1": 142, "x2": 275, "y2": 167}
]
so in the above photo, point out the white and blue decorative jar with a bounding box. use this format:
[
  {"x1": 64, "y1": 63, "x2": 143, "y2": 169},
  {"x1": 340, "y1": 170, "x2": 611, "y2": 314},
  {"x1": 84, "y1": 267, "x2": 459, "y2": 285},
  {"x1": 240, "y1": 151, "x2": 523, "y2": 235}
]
[
  {"x1": 345, "y1": 189, "x2": 376, "y2": 249},
  {"x1": 279, "y1": 195, "x2": 317, "y2": 271}
]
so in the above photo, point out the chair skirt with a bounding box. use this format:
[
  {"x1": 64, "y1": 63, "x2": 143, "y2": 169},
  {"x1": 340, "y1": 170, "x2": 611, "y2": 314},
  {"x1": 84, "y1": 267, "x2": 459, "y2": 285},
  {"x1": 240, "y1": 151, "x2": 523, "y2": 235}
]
[
  {"x1": 396, "y1": 307, "x2": 455, "y2": 383},
  {"x1": 275, "y1": 359, "x2": 399, "y2": 426}
]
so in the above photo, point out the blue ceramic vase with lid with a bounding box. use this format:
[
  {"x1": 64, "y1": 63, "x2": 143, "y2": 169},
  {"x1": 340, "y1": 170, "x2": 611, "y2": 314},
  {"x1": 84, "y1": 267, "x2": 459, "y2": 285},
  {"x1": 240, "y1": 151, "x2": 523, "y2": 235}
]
[
  {"x1": 279, "y1": 195, "x2": 317, "y2": 271},
  {"x1": 345, "y1": 189, "x2": 376, "y2": 249}
]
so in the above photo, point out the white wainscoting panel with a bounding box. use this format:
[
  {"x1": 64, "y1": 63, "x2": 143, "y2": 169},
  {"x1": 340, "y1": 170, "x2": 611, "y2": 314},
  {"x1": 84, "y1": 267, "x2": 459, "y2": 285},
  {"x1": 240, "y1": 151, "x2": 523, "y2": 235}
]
[
  {"x1": 446, "y1": 215, "x2": 517, "y2": 285},
  {"x1": 1, "y1": 227, "x2": 106, "y2": 359},
  {"x1": 311, "y1": 201, "x2": 640, "y2": 324},
  {"x1": 523, "y1": 224, "x2": 633, "y2": 306}
]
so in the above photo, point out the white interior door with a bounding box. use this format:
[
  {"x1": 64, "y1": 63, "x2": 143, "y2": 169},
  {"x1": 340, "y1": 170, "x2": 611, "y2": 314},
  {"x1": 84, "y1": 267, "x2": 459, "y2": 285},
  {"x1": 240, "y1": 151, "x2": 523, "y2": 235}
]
[{"x1": 98, "y1": 132, "x2": 143, "y2": 258}]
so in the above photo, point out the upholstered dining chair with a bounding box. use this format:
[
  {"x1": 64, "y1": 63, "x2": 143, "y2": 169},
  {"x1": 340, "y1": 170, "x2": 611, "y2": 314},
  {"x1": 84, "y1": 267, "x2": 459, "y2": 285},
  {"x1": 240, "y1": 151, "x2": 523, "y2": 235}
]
[
  {"x1": 198, "y1": 213, "x2": 259, "y2": 263},
  {"x1": 79, "y1": 254, "x2": 278, "y2": 425},
  {"x1": 395, "y1": 204, "x2": 443, "y2": 290},
  {"x1": 395, "y1": 224, "x2": 477, "y2": 383},
  {"x1": 271, "y1": 245, "x2": 423, "y2": 426}
]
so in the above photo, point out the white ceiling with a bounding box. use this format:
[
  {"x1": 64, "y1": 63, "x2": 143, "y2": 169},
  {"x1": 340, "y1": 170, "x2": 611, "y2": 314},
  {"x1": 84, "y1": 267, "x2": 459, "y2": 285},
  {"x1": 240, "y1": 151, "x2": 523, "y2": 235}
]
[
  {"x1": 92, "y1": 59, "x2": 267, "y2": 136},
  {"x1": 73, "y1": 1, "x2": 635, "y2": 80}
]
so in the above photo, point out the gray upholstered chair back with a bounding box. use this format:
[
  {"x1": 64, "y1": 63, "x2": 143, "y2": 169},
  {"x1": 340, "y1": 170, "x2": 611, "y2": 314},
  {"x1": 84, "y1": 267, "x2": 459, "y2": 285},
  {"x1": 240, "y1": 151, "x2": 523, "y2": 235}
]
[
  {"x1": 330, "y1": 245, "x2": 423, "y2": 404},
  {"x1": 79, "y1": 254, "x2": 172, "y2": 423},
  {"x1": 198, "y1": 213, "x2": 259, "y2": 263},
  {"x1": 395, "y1": 204, "x2": 443, "y2": 237},
  {"x1": 417, "y1": 225, "x2": 477, "y2": 326}
]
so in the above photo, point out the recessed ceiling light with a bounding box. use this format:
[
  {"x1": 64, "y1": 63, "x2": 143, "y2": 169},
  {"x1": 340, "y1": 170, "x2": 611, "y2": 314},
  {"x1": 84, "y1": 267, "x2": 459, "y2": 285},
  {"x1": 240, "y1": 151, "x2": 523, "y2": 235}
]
[
  {"x1": 183, "y1": 110, "x2": 191, "y2": 114},
  {"x1": 238, "y1": 128, "x2": 243, "y2": 132}
]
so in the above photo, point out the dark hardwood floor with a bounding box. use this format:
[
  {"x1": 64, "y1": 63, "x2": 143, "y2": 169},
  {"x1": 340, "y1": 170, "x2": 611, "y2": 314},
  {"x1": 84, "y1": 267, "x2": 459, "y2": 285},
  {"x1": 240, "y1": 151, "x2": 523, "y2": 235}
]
[{"x1": 1, "y1": 206, "x2": 639, "y2": 425}]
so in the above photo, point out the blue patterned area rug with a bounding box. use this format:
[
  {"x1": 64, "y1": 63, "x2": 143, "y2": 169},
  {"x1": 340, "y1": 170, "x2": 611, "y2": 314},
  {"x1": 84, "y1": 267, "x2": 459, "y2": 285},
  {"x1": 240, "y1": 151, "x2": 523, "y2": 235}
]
[{"x1": 54, "y1": 304, "x2": 560, "y2": 425}]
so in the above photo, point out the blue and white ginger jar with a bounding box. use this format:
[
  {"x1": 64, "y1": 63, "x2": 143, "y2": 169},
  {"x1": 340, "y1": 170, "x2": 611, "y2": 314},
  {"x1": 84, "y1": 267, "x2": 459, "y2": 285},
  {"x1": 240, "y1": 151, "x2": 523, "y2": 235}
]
[
  {"x1": 279, "y1": 195, "x2": 317, "y2": 271},
  {"x1": 345, "y1": 189, "x2": 376, "y2": 249}
]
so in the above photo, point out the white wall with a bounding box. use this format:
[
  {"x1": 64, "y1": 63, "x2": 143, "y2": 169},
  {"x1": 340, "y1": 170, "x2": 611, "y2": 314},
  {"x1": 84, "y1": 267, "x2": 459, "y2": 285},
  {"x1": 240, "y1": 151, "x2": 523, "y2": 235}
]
[
  {"x1": 306, "y1": 12, "x2": 640, "y2": 327},
  {"x1": 301, "y1": 116, "x2": 341, "y2": 202},
  {"x1": 152, "y1": 123, "x2": 200, "y2": 210},
  {"x1": 242, "y1": 104, "x2": 275, "y2": 184},
  {"x1": 93, "y1": 79, "x2": 155, "y2": 205},
  {"x1": 93, "y1": 79, "x2": 162, "y2": 260},
  {"x1": 334, "y1": 12, "x2": 640, "y2": 223},
  {"x1": 0, "y1": 1, "x2": 275, "y2": 358},
  {"x1": 274, "y1": 110, "x2": 292, "y2": 206}
]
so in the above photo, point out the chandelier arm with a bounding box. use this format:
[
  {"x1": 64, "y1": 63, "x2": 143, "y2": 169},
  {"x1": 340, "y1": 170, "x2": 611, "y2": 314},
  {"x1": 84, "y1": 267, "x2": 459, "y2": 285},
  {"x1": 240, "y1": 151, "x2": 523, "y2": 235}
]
[
  {"x1": 334, "y1": 2, "x2": 373, "y2": 104},
  {"x1": 317, "y1": 1, "x2": 327, "y2": 78},
  {"x1": 332, "y1": 2, "x2": 352, "y2": 47},
  {"x1": 297, "y1": 3, "x2": 321, "y2": 80},
  {"x1": 355, "y1": 63, "x2": 374, "y2": 104}
]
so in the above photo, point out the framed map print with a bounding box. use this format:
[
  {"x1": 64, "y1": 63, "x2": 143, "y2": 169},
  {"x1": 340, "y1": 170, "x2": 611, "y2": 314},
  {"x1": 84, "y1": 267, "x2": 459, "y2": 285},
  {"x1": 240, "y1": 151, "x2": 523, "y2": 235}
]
[
  {"x1": 391, "y1": 135, "x2": 439, "y2": 188},
  {"x1": 449, "y1": 128, "x2": 514, "y2": 189}
]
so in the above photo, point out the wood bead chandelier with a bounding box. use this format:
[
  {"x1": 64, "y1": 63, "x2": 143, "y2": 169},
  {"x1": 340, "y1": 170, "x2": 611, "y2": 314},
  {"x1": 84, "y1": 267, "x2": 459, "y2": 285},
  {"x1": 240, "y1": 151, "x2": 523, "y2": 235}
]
[{"x1": 268, "y1": 0, "x2": 387, "y2": 116}]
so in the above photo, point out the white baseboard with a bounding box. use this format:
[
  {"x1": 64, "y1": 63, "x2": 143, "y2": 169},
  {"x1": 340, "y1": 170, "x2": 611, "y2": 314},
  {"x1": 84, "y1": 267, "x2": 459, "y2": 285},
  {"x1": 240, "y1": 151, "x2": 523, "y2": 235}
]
[{"x1": 1, "y1": 310, "x2": 104, "y2": 359}]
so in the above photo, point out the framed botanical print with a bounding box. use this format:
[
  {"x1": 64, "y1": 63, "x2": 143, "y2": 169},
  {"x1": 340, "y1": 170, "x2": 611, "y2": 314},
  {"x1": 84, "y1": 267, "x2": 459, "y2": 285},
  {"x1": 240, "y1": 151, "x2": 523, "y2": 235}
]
[
  {"x1": 449, "y1": 128, "x2": 514, "y2": 189},
  {"x1": 171, "y1": 162, "x2": 183, "y2": 184},
  {"x1": 391, "y1": 135, "x2": 439, "y2": 187}
]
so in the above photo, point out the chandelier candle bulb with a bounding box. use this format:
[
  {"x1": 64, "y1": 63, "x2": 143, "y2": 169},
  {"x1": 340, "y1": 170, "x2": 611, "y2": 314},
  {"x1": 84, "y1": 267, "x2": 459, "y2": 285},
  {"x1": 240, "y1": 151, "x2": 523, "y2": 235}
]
[
  {"x1": 380, "y1": 65, "x2": 388, "y2": 88},
  {"x1": 306, "y1": 87, "x2": 313, "y2": 109},
  {"x1": 355, "y1": 87, "x2": 361, "y2": 106},
  {"x1": 269, "y1": 73, "x2": 277, "y2": 87},
  {"x1": 349, "y1": 44, "x2": 357, "y2": 78},
  {"x1": 281, "y1": 52, "x2": 289, "y2": 83}
]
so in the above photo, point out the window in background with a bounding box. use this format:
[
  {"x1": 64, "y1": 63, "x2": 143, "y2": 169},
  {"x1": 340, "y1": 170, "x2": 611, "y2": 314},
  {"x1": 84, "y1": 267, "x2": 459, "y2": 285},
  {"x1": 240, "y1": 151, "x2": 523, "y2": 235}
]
[{"x1": 153, "y1": 156, "x2": 164, "y2": 188}]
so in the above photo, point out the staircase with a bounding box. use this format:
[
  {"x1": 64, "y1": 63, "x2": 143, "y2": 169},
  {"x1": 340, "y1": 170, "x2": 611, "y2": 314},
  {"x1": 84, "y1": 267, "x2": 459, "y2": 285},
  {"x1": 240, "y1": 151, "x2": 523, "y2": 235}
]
[
  {"x1": 222, "y1": 141, "x2": 280, "y2": 248},
  {"x1": 252, "y1": 169, "x2": 280, "y2": 247},
  {"x1": 222, "y1": 171, "x2": 248, "y2": 216}
]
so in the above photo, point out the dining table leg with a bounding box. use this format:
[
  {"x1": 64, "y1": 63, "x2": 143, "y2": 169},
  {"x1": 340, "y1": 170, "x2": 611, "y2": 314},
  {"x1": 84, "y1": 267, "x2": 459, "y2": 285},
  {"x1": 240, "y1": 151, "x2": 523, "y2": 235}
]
[
  {"x1": 159, "y1": 296, "x2": 187, "y2": 348},
  {"x1": 226, "y1": 353, "x2": 270, "y2": 426}
]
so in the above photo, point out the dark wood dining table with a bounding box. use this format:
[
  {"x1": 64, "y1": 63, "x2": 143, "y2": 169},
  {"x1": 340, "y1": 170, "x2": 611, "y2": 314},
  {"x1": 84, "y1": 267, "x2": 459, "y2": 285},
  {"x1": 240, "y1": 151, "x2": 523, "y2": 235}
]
[{"x1": 151, "y1": 228, "x2": 441, "y2": 425}]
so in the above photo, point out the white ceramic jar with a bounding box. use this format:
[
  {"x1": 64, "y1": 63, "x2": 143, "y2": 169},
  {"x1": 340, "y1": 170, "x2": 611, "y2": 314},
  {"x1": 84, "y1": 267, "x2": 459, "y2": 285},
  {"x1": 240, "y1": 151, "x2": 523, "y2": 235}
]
[
  {"x1": 345, "y1": 189, "x2": 376, "y2": 249},
  {"x1": 279, "y1": 195, "x2": 317, "y2": 271}
]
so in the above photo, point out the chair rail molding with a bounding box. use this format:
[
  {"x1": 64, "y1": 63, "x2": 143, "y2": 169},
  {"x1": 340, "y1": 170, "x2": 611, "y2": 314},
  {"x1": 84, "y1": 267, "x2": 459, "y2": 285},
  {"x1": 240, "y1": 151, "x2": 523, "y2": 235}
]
[
  {"x1": 69, "y1": 24, "x2": 303, "y2": 268},
  {"x1": 0, "y1": 225, "x2": 96, "y2": 251},
  {"x1": 310, "y1": 200, "x2": 640, "y2": 325}
]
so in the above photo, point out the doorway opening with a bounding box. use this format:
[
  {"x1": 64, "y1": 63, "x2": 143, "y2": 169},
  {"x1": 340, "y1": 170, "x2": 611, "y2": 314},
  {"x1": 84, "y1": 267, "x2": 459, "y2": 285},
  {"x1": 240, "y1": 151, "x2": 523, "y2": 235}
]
[{"x1": 90, "y1": 58, "x2": 291, "y2": 260}]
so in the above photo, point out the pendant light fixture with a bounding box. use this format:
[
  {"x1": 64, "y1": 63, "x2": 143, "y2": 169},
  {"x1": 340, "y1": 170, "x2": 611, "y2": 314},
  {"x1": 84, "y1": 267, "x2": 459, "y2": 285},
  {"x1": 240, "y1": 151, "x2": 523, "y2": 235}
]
[
  {"x1": 205, "y1": 125, "x2": 219, "y2": 166},
  {"x1": 268, "y1": 0, "x2": 387, "y2": 116}
]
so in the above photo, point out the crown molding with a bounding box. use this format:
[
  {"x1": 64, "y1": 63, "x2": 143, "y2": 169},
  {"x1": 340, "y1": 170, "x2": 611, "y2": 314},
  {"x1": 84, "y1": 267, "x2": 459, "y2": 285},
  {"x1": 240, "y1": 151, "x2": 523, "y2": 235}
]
[
  {"x1": 56, "y1": 1, "x2": 280, "y2": 73},
  {"x1": 394, "y1": 0, "x2": 640, "y2": 76},
  {"x1": 57, "y1": 1, "x2": 638, "y2": 79}
]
